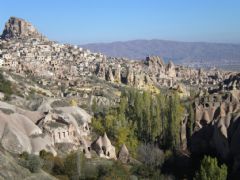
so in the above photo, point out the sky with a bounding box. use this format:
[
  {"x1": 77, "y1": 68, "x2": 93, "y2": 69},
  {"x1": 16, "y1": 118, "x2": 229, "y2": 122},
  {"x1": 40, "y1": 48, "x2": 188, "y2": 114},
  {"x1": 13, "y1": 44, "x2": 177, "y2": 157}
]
[{"x1": 0, "y1": 0, "x2": 240, "y2": 44}]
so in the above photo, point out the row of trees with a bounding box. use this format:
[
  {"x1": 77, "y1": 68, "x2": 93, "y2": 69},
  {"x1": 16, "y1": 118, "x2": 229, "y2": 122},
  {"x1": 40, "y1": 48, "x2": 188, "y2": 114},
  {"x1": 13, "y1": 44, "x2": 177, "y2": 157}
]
[
  {"x1": 91, "y1": 88, "x2": 229, "y2": 179},
  {"x1": 92, "y1": 88, "x2": 184, "y2": 154}
]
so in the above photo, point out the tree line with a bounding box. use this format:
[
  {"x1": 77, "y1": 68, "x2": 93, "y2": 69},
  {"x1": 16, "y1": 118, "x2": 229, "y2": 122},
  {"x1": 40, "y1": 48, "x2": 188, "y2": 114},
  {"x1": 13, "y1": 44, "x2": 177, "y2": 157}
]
[{"x1": 92, "y1": 88, "x2": 184, "y2": 154}]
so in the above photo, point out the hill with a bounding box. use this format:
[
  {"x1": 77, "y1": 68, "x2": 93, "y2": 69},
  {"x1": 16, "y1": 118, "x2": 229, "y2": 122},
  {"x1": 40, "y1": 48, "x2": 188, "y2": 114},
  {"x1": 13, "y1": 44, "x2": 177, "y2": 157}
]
[{"x1": 82, "y1": 39, "x2": 240, "y2": 71}]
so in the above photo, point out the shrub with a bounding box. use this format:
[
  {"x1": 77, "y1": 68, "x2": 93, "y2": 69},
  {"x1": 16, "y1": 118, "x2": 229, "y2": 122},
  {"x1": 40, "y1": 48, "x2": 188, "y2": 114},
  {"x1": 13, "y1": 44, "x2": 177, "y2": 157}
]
[
  {"x1": 39, "y1": 150, "x2": 54, "y2": 173},
  {"x1": 64, "y1": 151, "x2": 85, "y2": 179},
  {"x1": 19, "y1": 154, "x2": 42, "y2": 173},
  {"x1": 194, "y1": 156, "x2": 227, "y2": 180},
  {"x1": 97, "y1": 161, "x2": 130, "y2": 180},
  {"x1": 137, "y1": 144, "x2": 164, "y2": 167},
  {"x1": 27, "y1": 154, "x2": 42, "y2": 173},
  {"x1": 19, "y1": 151, "x2": 29, "y2": 160},
  {"x1": 52, "y1": 156, "x2": 65, "y2": 175},
  {"x1": 0, "y1": 72, "x2": 13, "y2": 100}
]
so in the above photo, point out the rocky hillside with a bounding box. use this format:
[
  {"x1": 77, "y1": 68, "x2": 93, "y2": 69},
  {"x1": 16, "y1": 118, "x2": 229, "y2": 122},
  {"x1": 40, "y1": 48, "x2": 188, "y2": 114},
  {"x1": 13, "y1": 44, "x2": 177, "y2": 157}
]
[
  {"x1": 0, "y1": 17, "x2": 240, "y2": 179},
  {"x1": 1, "y1": 17, "x2": 45, "y2": 40}
]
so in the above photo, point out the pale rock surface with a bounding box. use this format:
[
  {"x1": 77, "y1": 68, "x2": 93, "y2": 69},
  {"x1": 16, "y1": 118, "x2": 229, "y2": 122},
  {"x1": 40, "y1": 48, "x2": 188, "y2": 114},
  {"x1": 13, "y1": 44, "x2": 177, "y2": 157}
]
[
  {"x1": 91, "y1": 133, "x2": 116, "y2": 159},
  {"x1": 118, "y1": 144, "x2": 130, "y2": 163}
]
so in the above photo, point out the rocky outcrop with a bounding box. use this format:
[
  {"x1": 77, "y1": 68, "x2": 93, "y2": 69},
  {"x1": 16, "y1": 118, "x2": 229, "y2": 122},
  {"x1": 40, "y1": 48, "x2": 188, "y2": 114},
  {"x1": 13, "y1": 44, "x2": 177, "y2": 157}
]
[
  {"x1": 118, "y1": 144, "x2": 130, "y2": 163},
  {"x1": 106, "y1": 67, "x2": 114, "y2": 82},
  {"x1": 145, "y1": 56, "x2": 165, "y2": 73},
  {"x1": 114, "y1": 64, "x2": 121, "y2": 83},
  {"x1": 126, "y1": 65, "x2": 134, "y2": 85},
  {"x1": 96, "y1": 62, "x2": 106, "y2": 80},
  {"x1": 0, "y1": 110, "x2": 56, "y2": 155},
  {"x1": 0, "y1": 99, "x2": 93, "y2": 157},
  {"x1": 91, "y1": 133, "x2": 116, "y2": 159},
  {"x1": 166, "y1": 61, "x2": 176, "y2": 78},
  {"x1": 1, "y1": 17, "x2": 44, "y2": 39},
  {"x1": 221, "y1": 72, "x2": 240, "y2": 91},
  {"x1": 190, "y1": 89, "x2": 240, "y2": 175}
]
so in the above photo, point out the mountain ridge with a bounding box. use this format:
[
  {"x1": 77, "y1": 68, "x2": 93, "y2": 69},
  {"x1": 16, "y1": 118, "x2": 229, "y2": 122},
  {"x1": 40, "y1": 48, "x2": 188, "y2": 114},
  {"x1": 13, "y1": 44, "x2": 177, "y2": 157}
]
[{"x1": 81, "y1": 39, "x2": 240, "y2": 70}]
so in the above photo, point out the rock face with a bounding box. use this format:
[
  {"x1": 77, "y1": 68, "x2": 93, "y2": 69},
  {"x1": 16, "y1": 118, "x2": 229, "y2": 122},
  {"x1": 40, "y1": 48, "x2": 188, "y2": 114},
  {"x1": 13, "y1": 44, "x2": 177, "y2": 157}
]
[
  {"x1": 190, "y1": 88, "x2": 240, "y2": 175},
  {"x1": 0, "y1": 99, "x2": 92, "y2": 157},
  {"x1": 1, "y1": 17, "x2": 43, "y2": 39},
  {"x1": 0, "y1": 109, "x2": 56, "y2": 155}
]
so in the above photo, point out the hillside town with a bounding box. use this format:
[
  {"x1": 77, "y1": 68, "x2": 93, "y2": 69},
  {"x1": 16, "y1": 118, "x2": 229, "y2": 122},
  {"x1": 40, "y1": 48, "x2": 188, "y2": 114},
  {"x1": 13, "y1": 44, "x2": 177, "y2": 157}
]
[
  {"x1": 0, "y1": 17, "x2": 234, "y2": 98},
  {"x1": 0, "y1": 16, "x2": 240, "y2": 180}
]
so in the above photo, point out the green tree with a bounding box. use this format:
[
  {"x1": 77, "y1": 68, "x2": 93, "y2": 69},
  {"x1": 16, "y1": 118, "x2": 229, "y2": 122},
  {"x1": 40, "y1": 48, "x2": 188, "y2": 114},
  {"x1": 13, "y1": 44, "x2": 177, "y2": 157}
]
[
  {"x1": 91, "y1": 97, "x2": 98, "y2": 113},
  {"x1": 0, "y1": 72, "x2": 13, "y2": 100},
  {"x1": 186, "y1": 102, "x2": 195, "y2": 145},
  {"x1": 142, "y1": 91, "x2": 151, "y2": 141},
  {"x1": 134, "y1": 91, "x2": 144, "y2": 140},
  {"x1": 64, "y1": 151, "x2": 85, "y2": 179},
  {"x1": 91, "y1": 117, "x2": 105, "y2": 135},
  {"x1": 27, "y1": 154, "x2": 42, "y2": 173},
  {"x1": 165, "y1": 93, "x2": 184, "y2": 150},
  {"x1": 194, "y1": 156, "x2": 227, "y2": 180}
]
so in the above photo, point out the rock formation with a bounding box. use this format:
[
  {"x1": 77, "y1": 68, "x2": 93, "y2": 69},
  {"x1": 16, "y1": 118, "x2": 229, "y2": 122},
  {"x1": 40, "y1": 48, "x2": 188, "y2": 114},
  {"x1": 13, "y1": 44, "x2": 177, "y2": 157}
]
[
  {"x1": 145, "y1": 56, "x2": 165, "y2": 72},
  {"x1": 91, "y1": 132, "x2": 116, "y2": 159},
  {"x1": 1, "y1": 17, "x2": 44, "y2": 39},
  {"x1": 114, "y1": 64, "x2": 121, "y2": 83},
  {"x1": 0, "y1": 99, "x2": 92, "y2": 157},
  {"x1": 0, "y1": 17, "x2": 240, "y2": 173},
  {"x1": 118, "y1": 144, "x2": 130, "y2": 163},
  {"x1": 166, "y1": 61, "x2": 176, "y2": 78},
  {"x1": 96, "y1": 62, "x2": 106, "y2": 80},
  {"x1": 126, "y1": 65, "x2": 134, "y2": 85},
  {"x1": 106, "y1": 67, "x2": 114, "y2": 82},
  {"x1": 190, "y1": 86, "x2": 240, "y2": 175}
]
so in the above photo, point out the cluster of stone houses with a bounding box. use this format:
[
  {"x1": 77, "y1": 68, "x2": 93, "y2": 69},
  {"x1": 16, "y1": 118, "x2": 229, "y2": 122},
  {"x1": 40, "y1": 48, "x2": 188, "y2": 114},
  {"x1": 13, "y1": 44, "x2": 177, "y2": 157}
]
[
  {"x1": 0, "y1": 34, "x2": 231, "y2": 94},
  {"x1": 0, "y1": 37, "x2": 105, "y2": 80}
]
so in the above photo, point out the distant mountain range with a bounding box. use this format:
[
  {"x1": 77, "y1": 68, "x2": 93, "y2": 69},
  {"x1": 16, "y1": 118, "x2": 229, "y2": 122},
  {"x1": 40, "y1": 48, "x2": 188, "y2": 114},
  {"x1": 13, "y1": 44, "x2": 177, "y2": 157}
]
[{"x1": 81, "y1": 39, "x2": 240, "y2": 71}]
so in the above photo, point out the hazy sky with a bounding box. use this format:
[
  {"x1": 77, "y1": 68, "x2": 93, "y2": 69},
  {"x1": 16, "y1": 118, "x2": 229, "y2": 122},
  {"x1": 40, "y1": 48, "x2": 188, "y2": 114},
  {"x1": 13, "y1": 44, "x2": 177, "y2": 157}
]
[{"x1": 0, "y1": 0, "x2": 239, "y2": 44}]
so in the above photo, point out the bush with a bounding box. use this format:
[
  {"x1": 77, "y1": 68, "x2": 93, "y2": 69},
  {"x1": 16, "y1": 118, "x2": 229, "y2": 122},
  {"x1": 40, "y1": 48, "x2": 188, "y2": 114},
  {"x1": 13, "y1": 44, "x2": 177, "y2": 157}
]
[
  {"x1": 39, "y1": 150, "x2": 65, "y2": 176},
  {"x1": 131, "y1": 164, "x2": 161, "y2": 179},
  {"x1": 52, "y1": 156, "x2": 65, "y2": 175},
  {"x1": 27, "y1": 154, "x2": 42, "y2": 173},
  {"x1": 137, "y1": 144, "x2": 164, "y2": 167},
  {"x1": 19, "y1": 151, "x2": 29, "y2": 160},
  {"x1": 64, "y1": 151, "x2": 85, "y2": 179},
  {"x1": 19, "y1": 153, "x2": 42, "y2": 173},
  {"x1": 97, "y1": 161, "x2": 130, "y2": 180},
  {"x1": 194, "y1": 156, "x2": 227, "y2": 180},
  {"x1": 39, "y1": 150, "x2": 54, "y2": 159},
  {"x1": 0, "y1": 72, "x2": 13, "y2": 98},
  {"x1": 39, "y1": 150, "x2": 54, "y2": 173}
]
